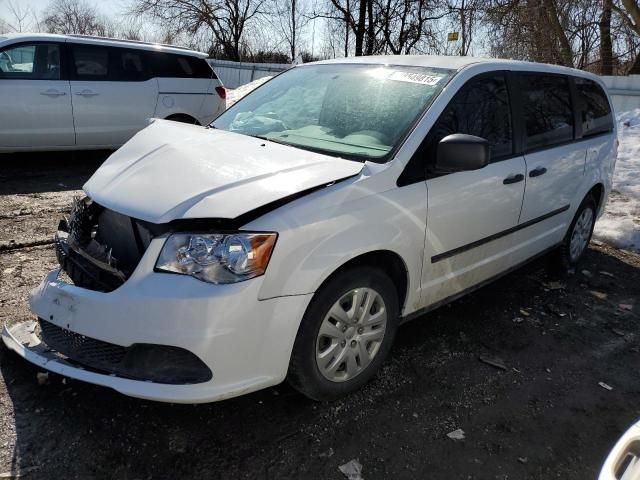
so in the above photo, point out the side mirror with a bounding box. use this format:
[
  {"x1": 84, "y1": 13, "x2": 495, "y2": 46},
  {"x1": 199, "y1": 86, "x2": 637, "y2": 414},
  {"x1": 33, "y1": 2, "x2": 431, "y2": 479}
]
[{"x1": 436, "y1": 133, "x2": 490, "y2": 173}]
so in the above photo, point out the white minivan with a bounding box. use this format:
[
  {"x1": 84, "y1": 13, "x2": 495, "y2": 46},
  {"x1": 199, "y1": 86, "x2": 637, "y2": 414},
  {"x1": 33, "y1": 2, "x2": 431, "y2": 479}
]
[
  {"x1": 2, "y1": 56, "x2": 616, "y2": 403},
  {"x1": 0, "y1": 33, "x2": 225, "y2": 152}
]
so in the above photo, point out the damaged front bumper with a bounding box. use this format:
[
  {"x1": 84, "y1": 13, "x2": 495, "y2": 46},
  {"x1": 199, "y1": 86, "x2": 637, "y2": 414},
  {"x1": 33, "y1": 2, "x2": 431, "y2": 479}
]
[{"x1": 2, "y1": 238, "x2": 312, "y2": 403}]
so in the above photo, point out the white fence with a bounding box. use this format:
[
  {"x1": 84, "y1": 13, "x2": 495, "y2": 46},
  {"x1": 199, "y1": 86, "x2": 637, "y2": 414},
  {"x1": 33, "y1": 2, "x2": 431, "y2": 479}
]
[
  {"x1": 208, "y1": 59, "x2": 290, "y2": 88},
  {"x1": 601, "y1": 75, "x2": 640, "y2": 112}
]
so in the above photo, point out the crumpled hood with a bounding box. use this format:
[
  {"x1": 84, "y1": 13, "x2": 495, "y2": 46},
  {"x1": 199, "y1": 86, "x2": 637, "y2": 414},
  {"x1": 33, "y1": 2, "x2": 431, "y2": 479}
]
[{"x1": 84, "y1": 120, "x2": 364, "y2": 224}]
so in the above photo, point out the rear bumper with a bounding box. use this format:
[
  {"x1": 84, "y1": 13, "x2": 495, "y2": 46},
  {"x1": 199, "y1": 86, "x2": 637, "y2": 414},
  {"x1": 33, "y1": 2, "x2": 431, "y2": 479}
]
[{"x1": 3, "y1": 240, "x2": 312, "y2": 403}]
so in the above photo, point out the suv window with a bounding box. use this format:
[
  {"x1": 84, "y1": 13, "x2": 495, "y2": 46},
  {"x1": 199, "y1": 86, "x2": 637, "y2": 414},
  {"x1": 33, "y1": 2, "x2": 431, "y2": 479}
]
[
  {"x1": 71, "y1": 45, "x2": 153, "y2": 81},
  {"x1": 112, "y1": 48, "x2": 150, "y2": 81},
  {"x1": 575, "y1": 77, "x2": 613, "y2": 137},
  {"x1": 0, "y1": 43, "x2": 61, "y2": 80},
  {"x1": 398, "y1": 72, "x2": 512, "y2": 184},
  {"x1": 72, "y1": 44, "x2": 108, "y2": 80},
  {"x1": 425, "y1": 73, "x2": 513, "y2": 162},
  {"x1": 520, "y1": 74, "x2": 574, "y2": 150},
  {"x1": 149, "y1": 52, "x2": 214, "y2": 78}
]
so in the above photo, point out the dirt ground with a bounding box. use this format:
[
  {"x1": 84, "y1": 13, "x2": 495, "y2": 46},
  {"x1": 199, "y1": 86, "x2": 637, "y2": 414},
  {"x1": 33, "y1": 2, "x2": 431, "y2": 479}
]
[{"x1": 0, "y1": 152, "x2": 639, "y2": 480}]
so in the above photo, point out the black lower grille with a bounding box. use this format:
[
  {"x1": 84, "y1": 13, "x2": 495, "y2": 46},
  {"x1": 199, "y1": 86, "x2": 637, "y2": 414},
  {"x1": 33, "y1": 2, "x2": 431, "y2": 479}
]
[
  {"x1": 39, "y1": 317, "x2": 127, "y2": 366},
  {"x1": 37, "y1": 319, "x2": 212, "y2": 385}
]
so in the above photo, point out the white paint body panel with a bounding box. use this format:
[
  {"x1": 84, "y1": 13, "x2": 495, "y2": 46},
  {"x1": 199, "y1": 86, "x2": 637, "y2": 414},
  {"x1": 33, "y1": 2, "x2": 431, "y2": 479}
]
[
  {"x1": 5, "y1": 56, "x2": 617, "y2": 403},
  {"x1": 0, "y1": 79, "x2": 75, "y2": 147},
  {"x1": 84, "y1": 120, "x2": 364, "y2": 223},
  {"x1": 72, "y1": 79, "x2": 158, "y2": 147}
]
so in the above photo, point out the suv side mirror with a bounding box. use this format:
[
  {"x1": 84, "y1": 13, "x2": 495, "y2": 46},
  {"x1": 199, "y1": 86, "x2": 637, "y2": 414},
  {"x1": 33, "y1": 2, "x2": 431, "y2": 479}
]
[{"x1": 436, "y1": 134, "x2": 490, "y2": 173}]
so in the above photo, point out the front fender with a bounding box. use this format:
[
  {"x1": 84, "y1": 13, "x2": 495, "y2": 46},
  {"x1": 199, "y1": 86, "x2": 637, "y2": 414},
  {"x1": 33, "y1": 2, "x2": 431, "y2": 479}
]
[{"x1": 246, "y1": 179, "x2": 427, "y2": 315}]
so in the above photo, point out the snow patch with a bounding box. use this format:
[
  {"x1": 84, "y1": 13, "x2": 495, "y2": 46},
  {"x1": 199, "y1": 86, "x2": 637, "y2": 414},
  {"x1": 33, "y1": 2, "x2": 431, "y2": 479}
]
[
  {"x1": 226, "y1": 76, "x2": 273, "y2": 108},
  {"x1": 593, "y1": 110, "x2": 640, "y2": 252}
]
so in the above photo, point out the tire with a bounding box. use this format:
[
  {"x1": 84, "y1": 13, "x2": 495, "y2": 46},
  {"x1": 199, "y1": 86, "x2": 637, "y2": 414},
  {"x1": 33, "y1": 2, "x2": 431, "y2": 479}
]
[
  {"x1": 287, "y1": 266, "x2": 399, "y2": 401},
  {"x1": 552, "y1": 195, "x2": 597, "y2": 272}
]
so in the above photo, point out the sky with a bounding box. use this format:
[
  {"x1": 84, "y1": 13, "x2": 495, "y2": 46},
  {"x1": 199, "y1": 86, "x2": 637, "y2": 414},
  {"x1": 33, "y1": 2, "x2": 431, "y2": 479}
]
[{"x1": 0, "y1": 0, "x2": 127, "y2": 27}]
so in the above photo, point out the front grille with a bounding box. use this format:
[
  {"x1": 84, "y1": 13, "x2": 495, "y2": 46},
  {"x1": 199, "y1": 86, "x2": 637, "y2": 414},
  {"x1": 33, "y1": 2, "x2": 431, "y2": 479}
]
[
  {"x1": 37, "y1": 319, "x2": 213, "y2": 385},
  {"x1": 56, "y1": 197, "x2": 151, "y2": 292}
]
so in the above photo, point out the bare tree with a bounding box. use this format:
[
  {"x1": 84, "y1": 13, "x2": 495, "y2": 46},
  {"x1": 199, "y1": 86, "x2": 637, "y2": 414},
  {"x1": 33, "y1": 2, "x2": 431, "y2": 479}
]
[
  {"x1": 43, "y1": 0, "x2": 103, "y2": 35},
  {"x1": 266, "y1": 0, "x2": 310, "y2": 61},
  {"x1": 130, "y1": 0, "x2": 266, "y2": 61},
  {"x1": 4, "y1": 0, "x2": 38, "y2": 32}
]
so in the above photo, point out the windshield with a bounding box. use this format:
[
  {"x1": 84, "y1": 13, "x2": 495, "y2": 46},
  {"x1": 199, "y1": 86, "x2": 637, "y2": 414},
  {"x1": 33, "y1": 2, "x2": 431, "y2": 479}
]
[{"x1": 213, "y1": 64, "x2": 453, "y2": 162}]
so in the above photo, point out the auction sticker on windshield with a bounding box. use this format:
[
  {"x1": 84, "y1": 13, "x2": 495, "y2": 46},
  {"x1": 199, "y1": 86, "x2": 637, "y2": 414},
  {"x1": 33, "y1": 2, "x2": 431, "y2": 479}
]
[{"x1": 388, "y1": 71, "x2": 445, "y2": 85}]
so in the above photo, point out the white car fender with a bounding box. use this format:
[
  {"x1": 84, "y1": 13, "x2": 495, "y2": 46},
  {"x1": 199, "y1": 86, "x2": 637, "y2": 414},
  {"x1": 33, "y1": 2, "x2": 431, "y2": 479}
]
[{"x1": 246, "y1": 168, "x2": 426, "y2": 316}]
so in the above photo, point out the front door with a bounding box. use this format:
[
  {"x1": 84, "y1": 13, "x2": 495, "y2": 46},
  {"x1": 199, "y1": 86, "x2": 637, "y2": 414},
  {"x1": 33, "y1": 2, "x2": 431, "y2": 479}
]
[
  {"x1": 416, "y1": 72, "x2": 527, "y2": 307},
  {"x1": 0, "y1": 42, "x2": 74, "y2": 148},
  {"x1": 69, "y1": 43, "x2": 158, "y2": 147}
]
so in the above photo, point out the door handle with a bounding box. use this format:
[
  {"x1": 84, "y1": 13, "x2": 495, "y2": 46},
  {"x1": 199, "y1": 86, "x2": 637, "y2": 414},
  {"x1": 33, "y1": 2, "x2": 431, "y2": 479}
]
[
  {"x1": 75, "y1": 90, "x2": 99, "y2": 97},
  {"x1": 40, "y1": 89, "x2": 66, "y2": 97},
  {"x1": 503, "y1": 174, "x2": 524, "y2": 185},
  {"x1": 529, "y1": 167, "x2": 547, "y2": 177}
]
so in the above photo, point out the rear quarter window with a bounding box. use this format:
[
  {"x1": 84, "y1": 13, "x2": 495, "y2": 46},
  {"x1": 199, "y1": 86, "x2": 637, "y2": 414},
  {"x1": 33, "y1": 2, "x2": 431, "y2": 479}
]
[
  {"x1": 149, "y1": 52, "x2": 215, "y2": 79},
  {"x1": 575, "y1": 77, "x2": 613, "y2": 137}
]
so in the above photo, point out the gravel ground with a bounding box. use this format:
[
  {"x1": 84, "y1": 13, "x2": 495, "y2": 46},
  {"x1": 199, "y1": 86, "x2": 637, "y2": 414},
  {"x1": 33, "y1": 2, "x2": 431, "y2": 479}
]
[{"x1": 1, "y1": 152, "x2": 639, "y2": 480}]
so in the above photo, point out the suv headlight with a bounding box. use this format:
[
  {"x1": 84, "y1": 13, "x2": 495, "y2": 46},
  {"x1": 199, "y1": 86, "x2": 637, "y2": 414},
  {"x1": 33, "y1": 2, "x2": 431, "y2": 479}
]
[{"x1": 156, "y1": 232, "x2": 277, "y2": 284}]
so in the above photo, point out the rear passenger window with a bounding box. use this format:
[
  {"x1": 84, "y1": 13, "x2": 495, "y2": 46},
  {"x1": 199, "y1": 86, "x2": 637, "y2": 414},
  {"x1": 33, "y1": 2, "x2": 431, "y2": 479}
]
[
  {"x1": 112, "y1": 48, "x2": 150, "y2": 81},
  {"x1": 72, "y1": 45, "x2": 108, "y2": 80},
  {"x1": 520, "y1": 74, "x2": 574, "y2": 150},
  {"x1": 575, "y1": 77, "x2": 613, "y2": 137},
  {"x1": 426, "y1": 73, "x2": 513, "y2": 161}
]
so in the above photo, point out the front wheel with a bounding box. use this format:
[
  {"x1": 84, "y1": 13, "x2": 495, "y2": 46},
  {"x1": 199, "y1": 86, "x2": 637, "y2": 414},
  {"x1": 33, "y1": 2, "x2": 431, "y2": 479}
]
[{"x1": 287, "y1": 267, "x2": 399, "y2": 401}]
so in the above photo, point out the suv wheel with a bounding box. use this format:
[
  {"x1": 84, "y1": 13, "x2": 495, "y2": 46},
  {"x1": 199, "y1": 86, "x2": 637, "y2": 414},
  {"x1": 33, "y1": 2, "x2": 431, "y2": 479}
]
[
  {"x1": 554, "y1": 195, "x2": 597, "y2": 270},
  {"x1": 287, "y1": 266, "x2": 399, "y2": 401}
]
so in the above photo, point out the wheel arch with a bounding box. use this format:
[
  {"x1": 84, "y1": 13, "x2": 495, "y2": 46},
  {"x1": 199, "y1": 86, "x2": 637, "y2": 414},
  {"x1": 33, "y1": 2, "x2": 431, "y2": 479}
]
[
  {"x1": 311, "y1": 250, "x2": 410, "y2": 315},
  {"x1": 587, "y1": 182, "x2": 605, "y2": 214},
  {"x1": 165, "y1": 113, "x2": 201, "y2": 125}
]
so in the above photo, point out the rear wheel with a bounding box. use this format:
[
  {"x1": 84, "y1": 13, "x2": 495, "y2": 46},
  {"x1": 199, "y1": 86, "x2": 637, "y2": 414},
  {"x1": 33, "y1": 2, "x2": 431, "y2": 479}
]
[
  {"x1": 553, "y1": 195, "x2": 597, "y2": 271},
  {"x1": 287, "y1": 267, "x2": 399, "y2": 401}
]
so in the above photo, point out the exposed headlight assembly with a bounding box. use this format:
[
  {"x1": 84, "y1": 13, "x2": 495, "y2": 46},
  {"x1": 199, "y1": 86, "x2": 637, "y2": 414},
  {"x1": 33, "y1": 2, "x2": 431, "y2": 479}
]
[{"x1": 156, "y1": 232, "x2": 277, "y2": 284}]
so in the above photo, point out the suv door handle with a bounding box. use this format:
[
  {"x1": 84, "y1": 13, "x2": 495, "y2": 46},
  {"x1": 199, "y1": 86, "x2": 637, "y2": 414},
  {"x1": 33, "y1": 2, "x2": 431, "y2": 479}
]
[
  {"x1": 75, "y1": 90, "x2": 99, "y2": 97},
  {"x1": 40, "y1": 89, "x2": 66, "y2": 97},
  {"x1": 529, "y1": 167, "x2": 547, "y2": 177},
  {"x1": 503, "y1": 174, "x2": 524, "y2": 185}
]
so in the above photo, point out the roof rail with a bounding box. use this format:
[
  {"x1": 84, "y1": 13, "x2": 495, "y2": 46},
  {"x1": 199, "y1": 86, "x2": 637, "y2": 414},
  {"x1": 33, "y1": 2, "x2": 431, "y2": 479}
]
[{"x1": 67, "y1": 34, "x2": 197, "y2": 52}]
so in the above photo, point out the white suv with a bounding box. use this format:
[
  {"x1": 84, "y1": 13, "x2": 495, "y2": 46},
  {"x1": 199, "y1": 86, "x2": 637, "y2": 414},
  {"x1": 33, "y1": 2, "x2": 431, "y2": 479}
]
[
  {"x1": 0, "y1": 33, "x2": 225, "y2": 152},
  {"x1": 3, "y1": 56, "x2": 616, "y2": 403}
]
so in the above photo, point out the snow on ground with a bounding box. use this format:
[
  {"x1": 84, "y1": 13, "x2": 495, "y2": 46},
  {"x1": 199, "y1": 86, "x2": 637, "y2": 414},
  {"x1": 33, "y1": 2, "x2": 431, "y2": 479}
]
[
  {"x1": 226, "y1": 76, "x2": 273, "y2": 107},
  {"x1": 593, "y1": 110, "x2": 640, "y2": 252}
]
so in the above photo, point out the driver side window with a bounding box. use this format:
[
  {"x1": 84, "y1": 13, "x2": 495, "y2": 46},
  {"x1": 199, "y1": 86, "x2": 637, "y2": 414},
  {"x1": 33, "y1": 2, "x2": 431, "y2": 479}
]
[
  {"x1": 0, "y1": 43, "x2": 61, "y2": 80},
  {"x1": 398, "y1": 72, "x2": 513, "y2": 185}
]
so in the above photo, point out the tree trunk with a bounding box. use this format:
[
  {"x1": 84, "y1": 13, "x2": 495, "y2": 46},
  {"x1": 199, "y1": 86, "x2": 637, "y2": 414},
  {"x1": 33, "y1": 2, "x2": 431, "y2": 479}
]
[
  {"x1": 600, "y1": 0, "x2": 613, "y2": 75},
  {"x1": 354, "y1": 0, "x2": 367, "y2": 55},
  {"x1": 291, "y1": 0, "x2": 296, "y2": 61},
  {"x1": 366, "y1": 0, "x2": 374, "y2": 55},
  {"x1": 542, "y1": 0, "x2": 573, "y2": 67},
  {"x1": 344, "y1": 0, "x2": 350, "y2": 57}
]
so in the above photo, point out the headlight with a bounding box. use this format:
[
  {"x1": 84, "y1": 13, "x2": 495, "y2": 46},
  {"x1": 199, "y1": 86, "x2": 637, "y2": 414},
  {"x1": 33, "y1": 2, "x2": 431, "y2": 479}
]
[{"x1": 155, "y1": 232, "x2": 277, "y2": 284}]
